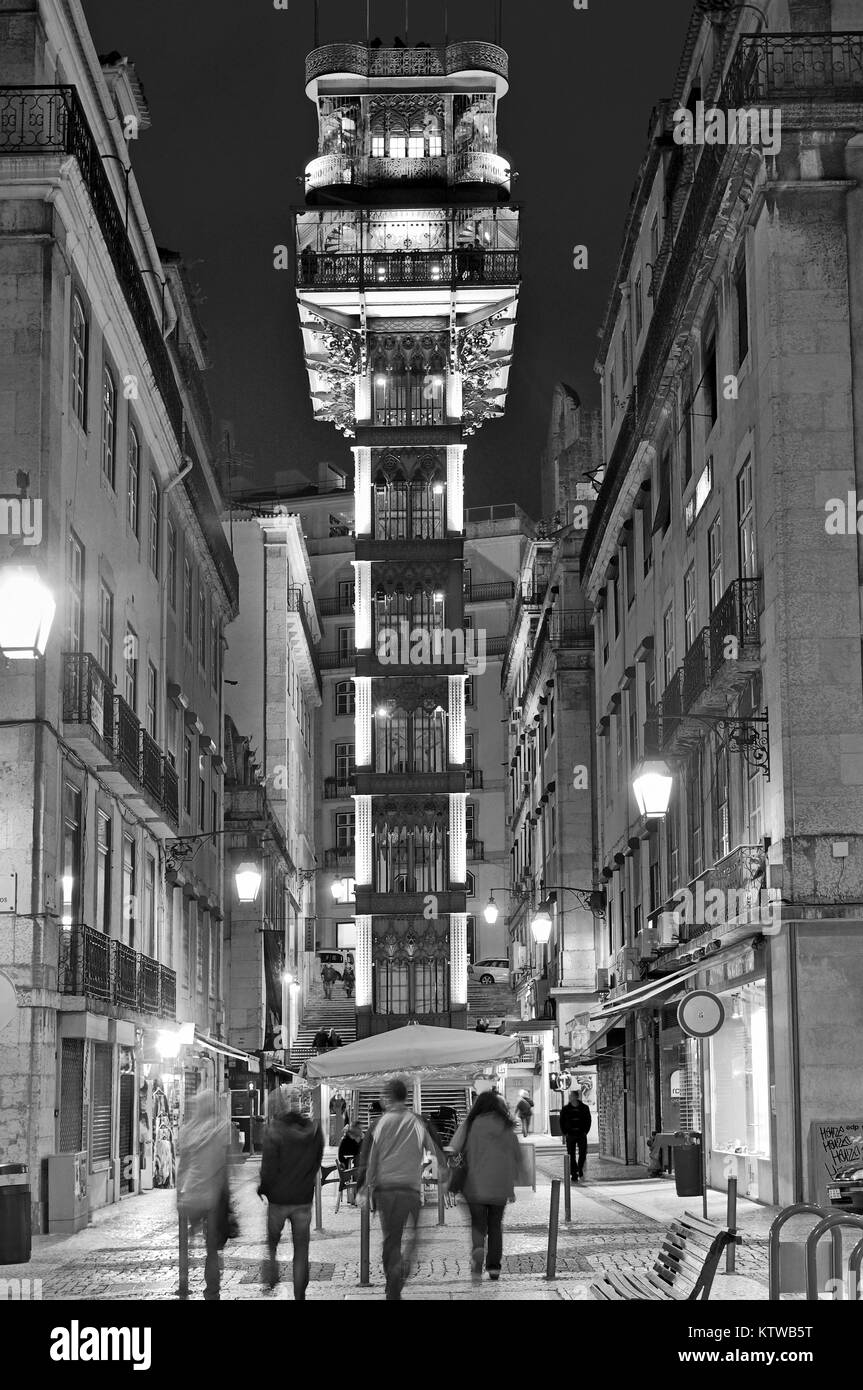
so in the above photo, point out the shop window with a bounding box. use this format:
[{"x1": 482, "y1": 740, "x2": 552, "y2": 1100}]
[{"x1": 710, "y1": 980, "x2": 770, "y2": 1158}]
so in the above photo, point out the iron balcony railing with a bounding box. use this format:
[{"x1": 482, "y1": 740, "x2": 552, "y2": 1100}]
[
  {"x1": 464, "y1": 580, "x2": 516, "y2": 603},
  {"x1": 660, "y1": 668, "x2": 685, "y2": 724},
  {"x1": 649, "y1": 844, "x2": 768, "y2": 944},
  {"x1": 466, "y1": 769, "x2": 484, "y2": 791},
  {"x1": 467, "y1": 839, "x2": 485, "y2": 862},
  {"x1": 60, "y1": 924, "x2": 177, "y2": 1019},
  {"x1": 287, "y1": 587, "x2": 322, "y2": 693},
  {"x1": 305, "y1": 40, "x2": 508, "y2": 84},
  {"x1": 709, "y1": 578, "x2": 761, "y2": 677},
  {"x1": 320, "y1": 648, "x2": 357, "y2": 670},
  {"x1": 297, "y1": 248, "x2": 519, "y2": 290},
  {"x1": 62, "y1": 652, "x2": 114, "y2": 745},
  {"x1": 61, "y1": 654, "x2": 179, "y2": 830},
  {"x1": 548, "y1": 609, "x2": 593, "y2": 647},
  {"x1": 319, "y1": 595, "x2": 355, "y2": 616},
  {"x1": 324, "y1": 777, "x2": 356, "y2": 800},
  {"x1": 682, "y1": 628, "x2": 712, "y2": 712},
  {"x1": 584, "y1": 32, "x2": 863, "y2": 575},
  {"x1": 485, "y1": 635, "x2": 508, "y2": 657},
  {"x1": 324, "y1": 846, "x2": 355, "y2": 869}
]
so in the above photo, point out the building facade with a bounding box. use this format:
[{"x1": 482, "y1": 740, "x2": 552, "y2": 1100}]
[
  {"x1": 294, "y1": 36, "x2": 520, "y2": 1035},
  {"x1": 582, "y1": 1, "x2": 863, "y2": 1204},
  {"x1": 0, "y1": 1, "x2": 238, "y2": 1222}
]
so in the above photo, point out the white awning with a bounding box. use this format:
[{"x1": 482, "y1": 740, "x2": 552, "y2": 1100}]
[
  {"x1": 590, "y1": 948, "x2": 741, "y2": 1023},
  {"x1": 194, "y1": 1031, "x2": 259, "y2": 1069}
]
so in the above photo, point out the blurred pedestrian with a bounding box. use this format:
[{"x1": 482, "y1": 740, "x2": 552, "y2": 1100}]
[
  {"x1": 327, "y1": 1027, "x2": 343, "y2": 1049},
  {"x1": 343, "y1": 963, "x2": 355, "y2": 997},
  {"x1": 321, "y1": 963, "x2": 337, "y2": 1000},
  {"x1": 559, "y1": 1088, "x2": 592, "y2": 1182},
  {"x1": 515, "y1": 1089, "x2": 534, "y2": 1138},
  {"x1": 312, "y1": 1027, "x2": 330, "y2": 1053},
  {"x1": 336, "y1": 1117, "x2": 364, "y2": 1210},
  {"x1": 365, "y1": 1078, "x2": 444, "y2": 1301},
  {"x1": 258, "y1": 1085, "x2": 324, "y2": 1299},
  {"x1": 176, "y1": 1091, "x2": 232, "y2": 1301},
  {"x1": 450, "y1": 1091, "x2": 521, "y2": 1282}
]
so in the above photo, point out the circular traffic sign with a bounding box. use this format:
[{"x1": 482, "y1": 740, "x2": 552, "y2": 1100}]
[
  {"x1": 0, "y1": 972, "x2": 17, "y2": 1034},
  {"x1": 677, "y1": 990, "x2": 725, "y2": 1038}
]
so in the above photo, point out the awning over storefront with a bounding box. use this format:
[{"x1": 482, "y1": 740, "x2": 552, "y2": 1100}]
[
  {"x1": 571, "y1": 1015, "x2": 623, "y2": 1065},
  {"x1": 590, "y1": 947, "x2": 742, "y2": 1023},
  {"x1": 194, "y1": 1031, "x2": 259, "y2": 1070}
]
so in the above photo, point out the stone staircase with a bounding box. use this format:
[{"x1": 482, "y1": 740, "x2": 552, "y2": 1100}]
[
  {"x1": 467, "y1": 979, "x2": 518, "y2": 1023},
  {"x1": 288, "y1": 997, "x2": 357, "y2": 1070}
]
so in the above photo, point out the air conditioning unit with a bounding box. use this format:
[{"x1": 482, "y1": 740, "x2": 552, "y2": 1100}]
[
  {"x1": 636, "y1": 927, "x2": 659, "y2": 961},
  {"x1": 615, "y1": 946, "x2": 640, "y2": 983},
  {"x1": 656, "y1": 909, "x2": 681, "y2": 947},
  {"x1": 595, "y1": 967, "x2": 610, "y2": 994}
]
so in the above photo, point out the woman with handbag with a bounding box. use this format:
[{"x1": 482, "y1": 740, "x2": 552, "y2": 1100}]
[{"x1": 449, "y1": 1091, "x2": 522, "y2": 1283}]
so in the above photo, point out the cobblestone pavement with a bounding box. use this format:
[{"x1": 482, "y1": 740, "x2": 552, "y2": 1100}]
[{"x1": 0, "y1": 1153, "x2": 771, "y2": 1301}]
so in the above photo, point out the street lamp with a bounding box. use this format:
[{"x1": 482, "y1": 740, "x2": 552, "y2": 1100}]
[
  {"x1": 530, "y1": 902, "x2": 554, "y2": 946},
  {"x1": 632, "y1": 758, "x2": 674, "y2": 819},
  {"x1": 235, "y1": 862, "x2": 263, "y2": 903},
  {"x1": 483, "y1": 892, "x2": 499, "y2": 926},
  {"x1": 0, "y1": 565, "x2": 56, "y2": 659}
]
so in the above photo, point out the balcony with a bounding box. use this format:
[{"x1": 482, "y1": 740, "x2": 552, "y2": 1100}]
[
  {"x1": 286, "y1": 587, "x2": 323, "y2": 695},
  {"x1": 319, "y1": 595, "x2": 355, "y2": 617},
  {"x1": 297, "y1": 246, "x2": 519, "y2": 288},
  {"x1": 304, "y1": 40, "x2": 508, "y2": 87},
  {"x1": 61, "y1": 655, "x2": 179, "y2": 833},
  {"x1": 466, "y1": 769, "x2": 484, "y2": 791},
  {"x1": 464, "y1": 580, "x2": 515, "y2": 604},
  {"x1": 320, "y1": 648, "x2": 356, "y2": 671},
  {"x1": 324, "y1": 846, "x2": 355, "y2": 870},
  {"x1": 324, "y1": 777, "x2": 356, "y2": 801},
  {"x1": 648, "y1": 844, "x2": 768, "y2": 946},
  {"x1": 467, "y1": 839, "x2": 485, "y2": 862},
  {"x1": 548, "y1": 609, "x2": 592, "y2": 648},
  {"x1": 60, "y1": 924, "x2": 177, "y2": 1019}
]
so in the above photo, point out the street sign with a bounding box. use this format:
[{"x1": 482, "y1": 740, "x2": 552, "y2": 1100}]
[{"x1": 677, "y1": 990, "x2": 725, "y2": 1038}]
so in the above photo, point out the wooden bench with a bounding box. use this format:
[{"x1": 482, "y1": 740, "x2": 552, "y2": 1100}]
[{"x1": 589, "y1": 1213, "x2": 739, "y2": 1301}]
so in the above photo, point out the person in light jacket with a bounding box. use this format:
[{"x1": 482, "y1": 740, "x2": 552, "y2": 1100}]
[
  {"x1": 176, "y1": 1091, "x2": 231, "y2": 1301},
  {"x1": 450, "y1": 1091, "x2": 522, "y2": 1282}
]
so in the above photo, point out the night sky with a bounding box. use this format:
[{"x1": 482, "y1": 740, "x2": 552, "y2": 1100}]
[{"x1": 81, "y1": 0, "x2": 693, "y2": 516}]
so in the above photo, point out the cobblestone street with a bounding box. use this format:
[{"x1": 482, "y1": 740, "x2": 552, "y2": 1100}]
[{"x1": 1, "y1": 1149, "x2": 773, "y2": 1301}]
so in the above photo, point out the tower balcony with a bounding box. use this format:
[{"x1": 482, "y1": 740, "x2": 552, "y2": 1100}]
[
  {"x1": 305, "y1": 41, "x2": 509, "y2": 94},
  {"x1": 303, "y1": 150, "x2": 512, "y2": 199},
  {"x1": 297, "y1": 244, "x2": 518, "y2": 290}
]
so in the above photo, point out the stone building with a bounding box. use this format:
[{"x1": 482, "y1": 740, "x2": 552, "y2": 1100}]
[
  {"x1": 293, "y1": 35, "x2": 520, "y2": 1034},
  {"x1": 580, "y1": 0, "x2": 863, "y2": 1205},
  {"x1": 0, "y1": 1, "x2": 238, "y2": 1223}
]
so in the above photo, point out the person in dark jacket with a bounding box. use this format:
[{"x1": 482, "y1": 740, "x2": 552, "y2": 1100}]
[
  {"x1": 258, "y1": 1086, "x2": 324, "y2": 1297},
  {"x1": 336, "y1": 1118, "x2": 364, "y2": 1210},
  {"x1": 559, "y1": 1089, "x2": 592, "y2": 1181},
  {"x1": 450, "y1": 1091, "x2": 522, "y2": 1282}
]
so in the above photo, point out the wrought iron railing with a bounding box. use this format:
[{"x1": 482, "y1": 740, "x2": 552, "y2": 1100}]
[
  {"x1": 163, "y1": 763, "x2": 180, "y2": 825},
  {"x1": 649, "y1": 844, "x2": 767, "y2": 943},
  {"x1": 287, "y1": 587, "x2": 322, "y2": 692},
  {"x1": 485, "y1": 635, "x2": 509, "y2": 657},
  {"x1": 62, "y1": 651, "x2": 113, "y2": 744},
  {"x1": 660, "y1": 668, "x2": 685, "y2": 724},
  {"x1": 320, "y1": 648, "x2": 356, "y2": 670},
  {"x1": 464, "y1": 580, "x2": 515, "y2": 603},
  {"x1": 709, "y1": 578, "x2": 761, "y2": 678},
  {"x1": 60, "y1": 923, "x2": 175, "y2": 1018},
  {"x1": 297, "y1": 248, "x2": 520, "y2": 289},
  {"x1": 682, "y1": 628, "x2": 711, "y2": 711},
  {"x1": 113, "y1": 695, "x2": 139, "y2": 782},
  {"x1": 548, "y1": 609, "x2": 593, "y2": 646},
  {"x1": 305, "y1": 40, "x2": 508, "y2": 85},
  {"x1": 324, "y1": 846, "x2": 355, "y2": 869},
  {"x1": 320, "y1": 595, "x2": 355, "y2": 616},
  {"x1": 140, "y1": 728, "x2": 163, "y2": 800},
  {"x1": 466, "y1": 769, "x2": 484, "y2": 790},
  {"x1": 324, "y1": 777, "x2": 356, "y2": 800}
]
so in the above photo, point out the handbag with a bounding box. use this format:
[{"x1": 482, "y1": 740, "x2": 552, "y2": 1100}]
[{"x1": 447, "y1": 1151, "x2": 468, "y2": 1195}]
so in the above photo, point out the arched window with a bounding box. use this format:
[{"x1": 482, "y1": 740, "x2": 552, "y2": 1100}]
[{"x1": 101, "y1": 366, "x2": 116, "y2": 487}]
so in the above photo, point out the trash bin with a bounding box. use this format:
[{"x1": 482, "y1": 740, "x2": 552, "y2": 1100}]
[
  {"x1": 673, "y1": 1135, "x2": 703, "y2": 1197},
  {"x1": 549, "y1": 1113, "x2": 562, "y2": 1138},
  {"x1": 0, "y1": 1163, "x2": 31, "y2": 1264},
  {"x1": 251, "y1": 1116, "x2": 265, "y2": 1153}
]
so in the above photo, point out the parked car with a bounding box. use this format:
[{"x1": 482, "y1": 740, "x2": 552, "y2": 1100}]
[
  {"x1": 827, "y1": 1162, "x2": 863, "y2": 1209},
  {"x1": 467, "y1": 958, "x2": 509, "y2": 985},
  {"x1": 316, "y1": 949, "x2": 352, "y2": 980}
]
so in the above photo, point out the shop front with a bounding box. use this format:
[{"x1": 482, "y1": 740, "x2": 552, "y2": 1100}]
[{"x1": 703, "y1": 965, "x2": 771, "y2": 1202}]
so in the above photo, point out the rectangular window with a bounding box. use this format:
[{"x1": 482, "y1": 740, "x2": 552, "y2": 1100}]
[
  {"x1": 338, "y1": 579, "x2": 356, "y2": 610},
  {"x1": 198, "y1": 587, "x2": 207, "y2": 668},
  {"x1": 663, "y1": 604, "x2": 675, "y2": 688},
  {"x1": 335, "y1": 742, "x2": 355, "y2": 781},
  {"x1": 408, "y1": 135, "x2": 424, "y2": 158},
  {"x1": 641, "y1": 495, "x2": 653, "y2": 577},
  {"x1": 684, "y1": 565, "x2": 697, "y2": 651},
  {"x1": 62, "y1": 782, "x2": 83, "y2": 926},
  {"x1": 428, "y1": 133, "x2": 442, "y2": 157},
  {"x1": 210, "y1": 616, "x2": 219, "y2": 690},
  {"x1": 465, "y1": 675, "x2": 475, "y2": 707},
  {"x1": 184, "y1": 734, "x2": 193, "y2": 815},
  {"x1": 710, "y1": 979, "x2": 770, "y2": 1158},
  {"x1": 145, "y1": 853, "x2": 156, "y2": 959},
  {"x1": 122, "y1": 832, "x2": 136, "y2": 948},
  {"x1": 610, "y1": 572, "x2": 620, "y2": 638},
  {"x1": 199, "y1": 771, "x2": 206, "y2": 831},
  {"x1": 650, "y1": 213, "x2": 660, "y2": 267},
  {"x1": 146, "y1": 661, "x2": 157, "y2": 738},
  {"x1": 735, "y1": 253, "x2": 749, "y2": 367},
  {"x1": 624, "y1": 530, "x2": 635, "y2": 608},
  {"x1": 98, "y1": 581, "x2": 113, "y2": 680},
  {"x1": 149, "y1": 477, "x2": 160, "y2": 576},
  {"x1": 634, "y1": 271, "x2": 643, "y2": 339},
  {"x1": 211, "y1": 788, "x2": 218, "y2": 845},
  {"x1": 101, "y1": 367, "x2": 116, "y2": 487},
  {"x1": 687, "y1": 748, "x2": 704, "y2": 879},
  {"x1": 464, "y1": 732, "x2": 475, "y2": 771},
  {"x1": 389, "y1": 134, "x2": 406, "y2": 159},
  {"x1": 708, "y1": 517, "x2": 723, "y2": 612},
  {"x1": 183, "y1": 558, "x2": 193, "y2": 646},
  {"x1": 371, "y1": 133, "x2": 385, "y2": 157},
  {"x1": 66, "y1": 532, "x2": 85, "y2": 654},
  {"x1": 124, "y1": 628, "x2": 138, "y2": 710},
  {"x1": 549, "y1": 690, "x2": 555, "y2": 737},
  {"x1": 621, "y1": 323, "x2": 629, "y2": 385},
  {"x1": 335, "y1": 681, "x2": 354, "y2": 717},
  {"x1": 71, "y1": 293, "x2": 89, "y2": 427},
  {"x1": 90, "y1": 1042, "x2": 113, "y2": 1163},
  {"x1": 167, "y1": 519, "x2": 177, "y2": 609},
  {"x1": 337, "y1": 626, "x2": 352, "y2": 660},
  {"x1": 335, "y1": 811, "x2": 355, "y2": 849},
  {"x1": 465, "y1": 803, "x2": 476, "y2": 844},
  {"x1": 737, "y1": 457, "x2": 756, "y2": 579},
  {"x1": 703, "y1": 332, "x2": 718, "y2": 431},
  {"x1": 714, "y1": 741, "x2": 731, "y2": 860},
  {"x1": 127, "y1": 428, "x2": 140, "y2": 536},
  {"x1": 96, "y1": 810, "x2": 111, "y2": 934},
  {"x1": 680, "y1": 386, "x2": 693, "y2": 489}
]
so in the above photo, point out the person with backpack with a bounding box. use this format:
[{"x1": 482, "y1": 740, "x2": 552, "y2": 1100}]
[
  {"x1": 449, "y1": 1091, "x2": 522, "y2": 1282},
  {"x1": 559, "y1": 1088, "x2": 593, "y2": 1182},
  {"x1": 258, "y1": 1085, "x2": 324, "y2": 1299},
  {"x1": 321, "y1": 963, "x2": 337, "y2": 1000},
  {"x1": 515, "y1": 1089, "x2": 534, "y2": 1137}
]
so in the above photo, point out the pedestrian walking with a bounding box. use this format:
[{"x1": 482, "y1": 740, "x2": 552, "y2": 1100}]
[
  {"x1": 343, "y1": 963, "x2": 355, "y2": 997},
  {"x1": 312, "y1": 1026, "x2": 330, "y2": 1053},
  {"x1": 515, "y1": 1089, "x2": 534, "y2": 1138},
  {"x1": 176, "y1": 1091, "x2": 232, "y2": 1301},
  {"x1": 336, "y1": 1117, "x2": 364, "y2": 1211},
  {"x1": 327, "y1": 1027, "x2": 343, "y2": 1048},
  {"x1": 363, "y1": 1078, "x2": 444, "y2": 1301},
  {"x1": 450, "y1": 1091, "x2": 522, "y2": 1282},
  {"x1": 559, "y1": 1088, "x2": 592, "y2": 1182},
  {"x1": 321, "y1": 963, "x2": 337, "y2": 1000},
  {"x1": 258, "y1": 1085, "x2": 324, "y2": 1299}
]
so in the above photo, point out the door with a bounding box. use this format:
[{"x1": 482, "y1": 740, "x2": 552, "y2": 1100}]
[{"x1": 119, "y1": 1071, "x2": 136, "y2": 1194}]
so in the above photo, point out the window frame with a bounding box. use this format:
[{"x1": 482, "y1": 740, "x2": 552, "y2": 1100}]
[
  {"x1": 100, "y1": 364, "x2": 117, "y2": 488},
  {"x1": 127, "y1": 425, "x2": 140, "y2": 536},
  {"x1": 71, "y1": 292, "x2": 89, "y2": 428}
]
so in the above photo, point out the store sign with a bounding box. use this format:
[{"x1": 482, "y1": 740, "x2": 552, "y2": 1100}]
[{"x1": 808, "y1": 1120, "x2": 863, "y2": 1208}]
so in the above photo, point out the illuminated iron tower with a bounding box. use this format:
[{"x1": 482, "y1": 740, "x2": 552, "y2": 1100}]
[{"x1": 295, "y1": 33, "x2": 520, "y2": 1036}]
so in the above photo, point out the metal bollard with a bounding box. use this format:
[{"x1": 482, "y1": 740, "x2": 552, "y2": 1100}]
[
  {"x1": 546, "y1": 1179, "x2": 561, "y2": 1280},
  {"x1": 360, "y1": 1199, "x2": 370, "y2": 1286},
  {"x1": 178, "y1": 1210, "x2": 189, "y2": 1300},
  {"x1": 563, "y1": 1155, "x2": 572, "y2": 1223},
  {"x1": 314, "y1": 1170, "x2": 323, "y2": 1232},
  {"x1": 725, "y1": 1177, "x2": 738, "y2": 1274},
  {"x1": 437, "y1": 1177, "x2": 446, "y2": 1227}
]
